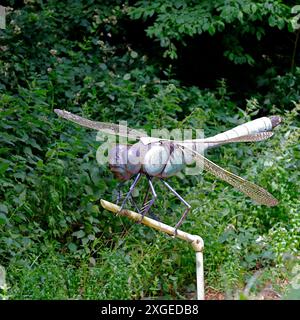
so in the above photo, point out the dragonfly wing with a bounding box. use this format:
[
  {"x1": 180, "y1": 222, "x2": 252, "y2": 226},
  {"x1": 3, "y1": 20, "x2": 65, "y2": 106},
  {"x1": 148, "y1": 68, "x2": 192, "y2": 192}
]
[
  {"x1": 182, "y1": 131, "x2": 274, "y2": 144},
  {"x1": 178, "y1": 144, "x2": 278, "y2": 207},
  {"x1": 54, "y1": 109, "x2": 148, "y2": 139}
]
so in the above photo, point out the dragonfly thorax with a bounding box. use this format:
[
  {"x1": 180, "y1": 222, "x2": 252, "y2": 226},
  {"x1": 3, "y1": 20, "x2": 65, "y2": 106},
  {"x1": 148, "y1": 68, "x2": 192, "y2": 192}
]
[{"x1": 108, "y1": 142, "x2": 187, "y2": 180}]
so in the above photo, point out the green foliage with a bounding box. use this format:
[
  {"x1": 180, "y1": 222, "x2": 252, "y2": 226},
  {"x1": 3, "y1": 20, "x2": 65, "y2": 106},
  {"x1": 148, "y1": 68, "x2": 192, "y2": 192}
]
[
  {"x1": 128, "y1": 0, "x2": 296, "y2": 60},
  {"x1": 0, "y1": 0, "x2": 299, "y2": 299},
  {"x1": 256, "y1": 67, "x2": 300, "y2": 108}
]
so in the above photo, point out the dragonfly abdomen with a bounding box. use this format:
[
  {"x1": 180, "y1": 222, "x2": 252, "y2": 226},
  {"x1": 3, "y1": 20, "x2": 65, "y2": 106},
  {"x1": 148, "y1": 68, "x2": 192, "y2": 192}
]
[{"x1": 203, "y1": 116, "x2": 281, "y2": 149}]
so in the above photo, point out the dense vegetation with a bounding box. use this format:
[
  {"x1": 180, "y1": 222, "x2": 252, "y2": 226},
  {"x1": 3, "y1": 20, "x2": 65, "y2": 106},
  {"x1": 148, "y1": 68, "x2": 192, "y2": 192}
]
[{"x1": 0, "y1": 0, "x2": 299, "y2": 299}]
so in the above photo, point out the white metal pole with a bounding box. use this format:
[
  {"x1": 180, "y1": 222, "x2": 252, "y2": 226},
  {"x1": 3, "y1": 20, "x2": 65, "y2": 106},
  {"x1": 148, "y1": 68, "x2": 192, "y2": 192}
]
[
  {"x1": 196, "y1": 252, "x2": 204, "y2": 300},
  {"x1": 100, "y1": 199, "x2": 205, "y2": 300},
  {"x1": 191, "y1": 236, "x2": 205, "y2": 300}
]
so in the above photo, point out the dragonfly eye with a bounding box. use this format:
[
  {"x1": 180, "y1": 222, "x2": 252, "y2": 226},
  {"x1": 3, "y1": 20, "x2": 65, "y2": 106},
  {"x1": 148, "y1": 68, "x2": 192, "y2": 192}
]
[
  {"x1": 108, "y1": 145, "x2": 135, "y2": 181},
  {"x1": 269, "y1": 115, "x2": 282, "y2": 128}
]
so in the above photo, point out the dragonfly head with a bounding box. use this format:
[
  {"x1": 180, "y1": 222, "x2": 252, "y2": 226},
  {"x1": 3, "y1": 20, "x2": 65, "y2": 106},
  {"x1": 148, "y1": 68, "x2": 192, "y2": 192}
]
[
  {"x1": 108, "y1": 144, "x2": 134, "y2": 181},
  {"x1": 269, "y1": 116, "x2": 282, "y2": 128},
  {"x1": 108, "y1": 143, "x2": 147, "y2": 181}
]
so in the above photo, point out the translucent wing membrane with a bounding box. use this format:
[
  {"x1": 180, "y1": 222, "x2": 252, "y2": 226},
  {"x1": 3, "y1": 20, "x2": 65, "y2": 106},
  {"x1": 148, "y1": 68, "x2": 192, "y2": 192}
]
[
  {"x1": 54, "y1": 109, "x2": 148, "y2": 140},
  {"x1": 191, "y1": 131, "x2": 274, "y2": 144},
  {"x1": 55, "y1": 109, "x2": 274, "y2": 144},
  {"x1": 179, "y1": 145, "x2": 278, "y2": 207},
  {"x1": 142, "y1": 132, "x2": 274, "y2": 146}
]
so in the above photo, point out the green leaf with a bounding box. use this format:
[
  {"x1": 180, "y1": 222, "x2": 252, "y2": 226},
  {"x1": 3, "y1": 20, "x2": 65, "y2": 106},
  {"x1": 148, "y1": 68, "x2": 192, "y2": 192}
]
[
  {"x1": 72, "y1": 230, "x2": 85, "y2": 239},
  {"x1": 130, "y1": 51, "x2": 138, "y2": 59},
  {"x1": 88, "y1": 234, "x2": 95, "y2": 241},
  {"x1": 0, "y1": 162, "x2": 9, "y2": 175},
  {"x1": 82, "y1": 237, "x2": 89, "y2": 245},
  {"x1": 68, "y1": 243, "x2": 77, "y2": 252},
  {"x1": 123, "y1": 73, "x2": 131, "y2": 80},
  {"x1": 208, "y1": 25, "x2": 216, "y2": 36},
  {"x1": 0, "y1": 204, "x2": 8, "y2": 214},
  {"x1": 0, "y1": 213, "x2": 8, "y2": 225}
]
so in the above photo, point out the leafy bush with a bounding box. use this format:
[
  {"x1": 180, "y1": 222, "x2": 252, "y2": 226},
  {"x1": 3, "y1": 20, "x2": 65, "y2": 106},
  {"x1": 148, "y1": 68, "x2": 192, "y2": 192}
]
[
  {"x1": 0, "y1": 0, "x2": 299, "y2": 299},
  {"x1": 128, "y1": 0, "x2": 296, "y2": 60}
]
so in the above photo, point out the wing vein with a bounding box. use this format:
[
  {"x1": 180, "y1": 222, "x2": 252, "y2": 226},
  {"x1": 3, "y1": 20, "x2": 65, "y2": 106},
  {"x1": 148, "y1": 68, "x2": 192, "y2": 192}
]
[
  {"x1": 179, "y1": 144, "x2": 278, "y2": 207},
  {"x1": 54, "y1": 109, "x2": 148, "y2": 139}
]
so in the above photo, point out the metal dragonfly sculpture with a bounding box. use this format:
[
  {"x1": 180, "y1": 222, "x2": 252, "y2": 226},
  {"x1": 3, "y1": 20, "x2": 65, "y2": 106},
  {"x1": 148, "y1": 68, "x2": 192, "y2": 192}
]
[{"x1": 54, "y1": 109, "x2": 281, "y2": 232}]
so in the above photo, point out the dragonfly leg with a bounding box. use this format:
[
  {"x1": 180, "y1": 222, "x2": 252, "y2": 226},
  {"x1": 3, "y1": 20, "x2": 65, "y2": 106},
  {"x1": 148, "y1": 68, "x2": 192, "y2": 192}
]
[
  {"x1": 118, "y1": 173, "x2": 142, "y2": 215},
  {"x1": 138, "y1": 176, "x2": 157, "y2": 223},
  {"x1": 115, "y1": 179, "x2": 138, "y2": 206},
  {"x1": 160, "y1": 179, "x2": 191, "y2": 235},
  {"x1": 126, "y1": 180, "x2": 160, "y2": 221},
  {"x1": 148, "y1": 210, "x2": 161, "y2": 222},
  {"x1": 141, "y1": 182, "x2": 151, "y2": 209},
  {"x1": 129, "y1": 194, "x2": 141, "y2": 213},
  {"x1": 114, "y1": 181, "x2": 125, "y2": 205}
]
